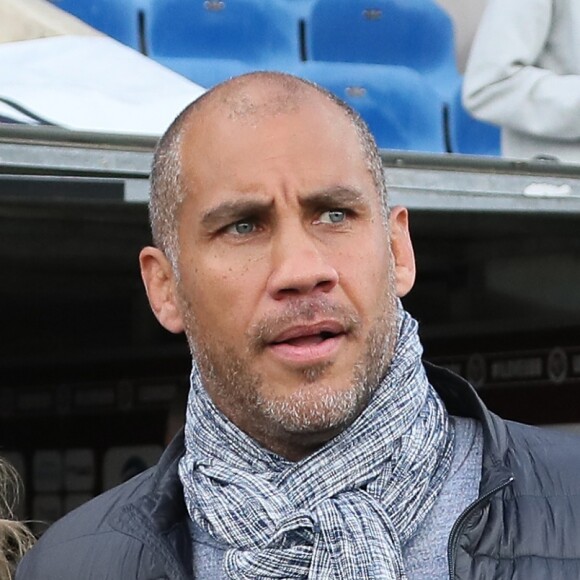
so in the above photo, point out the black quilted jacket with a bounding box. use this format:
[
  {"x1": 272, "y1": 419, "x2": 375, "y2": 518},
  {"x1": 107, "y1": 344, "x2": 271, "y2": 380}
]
[{"x1": 17, "y1": 364, "x2": 580, "y2": 579}]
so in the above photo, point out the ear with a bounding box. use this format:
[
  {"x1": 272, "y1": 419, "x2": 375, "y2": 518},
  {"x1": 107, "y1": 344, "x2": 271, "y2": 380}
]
[
  {"x1": 139, "y1": 246, "x2": 185, "y2": 334},
  {"x1": 389, "y1": 206, "x2": 416, "y2": 297}
]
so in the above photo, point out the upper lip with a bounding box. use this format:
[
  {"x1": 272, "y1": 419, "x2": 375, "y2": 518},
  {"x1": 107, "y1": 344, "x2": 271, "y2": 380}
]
[{"x1": 269, "y1": 320, "x2": 346, "y2": 344}]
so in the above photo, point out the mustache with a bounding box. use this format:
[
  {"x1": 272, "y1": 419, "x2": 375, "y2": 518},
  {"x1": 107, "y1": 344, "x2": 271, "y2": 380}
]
[{"x1": 248, "y1": 298, "x2": 361, "y2": 351}]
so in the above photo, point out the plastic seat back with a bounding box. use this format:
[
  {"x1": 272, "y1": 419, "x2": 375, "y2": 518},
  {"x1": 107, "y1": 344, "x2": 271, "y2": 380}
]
[
  {"x1": 51, "y1": 0, "x2": 141, "y2": 49},
  {"x1": 148, "y1": 0, "x2": 300, "y2": 64},
  {"x1": 306, "y1": 0, "x2": 459, "y2": 99},
  {"x1": 296, "y1": 62, "x2": 446, "y2": 152}
]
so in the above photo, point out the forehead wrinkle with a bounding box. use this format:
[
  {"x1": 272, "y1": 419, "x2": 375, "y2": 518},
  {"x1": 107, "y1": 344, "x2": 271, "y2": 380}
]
[
  {"x1": 168, "y1": 72, "x2": 387, "y2": 240},
  {"x1": 149, "y1": 71, "x2": 388, "y2": 280},
  {"x1": 199, "y1": 185, "x2": 371, "y2": 233}
]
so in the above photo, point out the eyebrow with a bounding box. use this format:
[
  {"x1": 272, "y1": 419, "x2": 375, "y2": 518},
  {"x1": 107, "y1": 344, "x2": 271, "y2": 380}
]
[
  {"x1": 299, "y1": 186, "x2": 368, "y2": 210},
  {"x1": 200, "y1": 186, "x2": 368, "y2": 230},
  {"x1": 201, "y1": 198, "x2": 273, "y2": 231}
]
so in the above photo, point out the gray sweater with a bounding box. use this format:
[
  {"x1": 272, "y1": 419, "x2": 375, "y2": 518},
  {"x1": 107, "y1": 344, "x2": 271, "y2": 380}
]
[{"x1": 190, "y1": 416, "x2": 483, "y2": 579}]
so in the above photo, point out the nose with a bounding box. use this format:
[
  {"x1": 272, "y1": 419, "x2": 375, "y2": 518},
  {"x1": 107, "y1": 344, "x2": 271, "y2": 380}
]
[{"x1": 266, "y1": 225, "x2": 339, "y2": 300}]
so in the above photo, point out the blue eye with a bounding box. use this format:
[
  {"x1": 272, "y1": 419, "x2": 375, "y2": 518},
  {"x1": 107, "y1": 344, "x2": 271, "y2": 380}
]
[
  {"x1": 320, "y1": 210, "x2": 347, "y2": 224},
  {"x1": 227, "y1": 220, "x2": 256, "y2": 235}
]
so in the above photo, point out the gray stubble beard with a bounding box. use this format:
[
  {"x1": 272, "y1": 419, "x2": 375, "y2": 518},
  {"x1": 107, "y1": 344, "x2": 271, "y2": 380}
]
[{"x1": 180, "y1": 273, "x2": 398, "y2": 443}]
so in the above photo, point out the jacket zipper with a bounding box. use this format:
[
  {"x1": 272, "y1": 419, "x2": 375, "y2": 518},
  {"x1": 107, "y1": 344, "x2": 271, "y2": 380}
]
[{"x1": 447, "y1": 476, "x2": 514, "y2": 579}]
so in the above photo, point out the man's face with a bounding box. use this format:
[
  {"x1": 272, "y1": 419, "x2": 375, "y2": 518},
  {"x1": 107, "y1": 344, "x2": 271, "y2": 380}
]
[{"x1": 160, "y1": 91, "x2": 414, "y2": 456}]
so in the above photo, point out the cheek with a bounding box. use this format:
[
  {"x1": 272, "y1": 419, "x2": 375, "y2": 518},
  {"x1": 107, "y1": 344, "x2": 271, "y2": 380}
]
[
  {"x1": 180, "y1": 254, "x2": 268, "y2": 336},
  {"x1": 338, "y1": 240, "x2": 392, "y2": 313}
]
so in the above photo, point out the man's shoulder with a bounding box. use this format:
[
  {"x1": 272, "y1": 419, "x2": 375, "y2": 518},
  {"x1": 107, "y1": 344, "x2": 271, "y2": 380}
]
[
  {"x1": 16, "y1": 467, "x2": 157, "y2": 579},
  {"x1": 503, "y1": 419, "x2": 580, "y2": 493},
  {"x1": 429, "y1": 363, "x2": 580, "y2": 495},
  {"x1": 48, "y1": 465, "x2": 156, "y2": 541}
]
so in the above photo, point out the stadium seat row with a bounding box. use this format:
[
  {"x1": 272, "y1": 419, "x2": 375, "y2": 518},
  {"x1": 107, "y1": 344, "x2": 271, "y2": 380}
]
[{"x1": 49, "y1": 0, "x2": 500, "y2": 155}]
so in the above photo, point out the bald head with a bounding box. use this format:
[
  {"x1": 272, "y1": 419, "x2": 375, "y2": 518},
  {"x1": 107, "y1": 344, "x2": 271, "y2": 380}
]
[{"x1": 149, "y1": 72, "x2": 387, "y2": 269}]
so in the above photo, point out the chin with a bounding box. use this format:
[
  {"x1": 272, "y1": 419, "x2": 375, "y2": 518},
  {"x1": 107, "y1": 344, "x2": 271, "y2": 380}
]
[{"x1": 258, "y1": 379, "x2": 371, "y2": 435}]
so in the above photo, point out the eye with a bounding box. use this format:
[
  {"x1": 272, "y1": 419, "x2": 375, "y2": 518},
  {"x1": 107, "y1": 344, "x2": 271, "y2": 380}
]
[
  {"x1": 318, "y1": 209, "x2": 347, "y2": 224},
  {"x1": 226, "y1": 220, "x2": 256, "y2": 235}
]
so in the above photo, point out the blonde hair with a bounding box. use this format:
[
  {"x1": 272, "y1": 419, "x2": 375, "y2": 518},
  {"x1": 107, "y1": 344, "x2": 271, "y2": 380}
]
[{"x1": 0, "y1": 459, "x2": 34, "y2": 580}]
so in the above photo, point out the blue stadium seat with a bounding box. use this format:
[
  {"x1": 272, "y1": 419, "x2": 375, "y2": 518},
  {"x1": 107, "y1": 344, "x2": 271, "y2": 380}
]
[
  {"x1": 50, "y1": 0, "x2": 142, "y2": 50},
  {"x1": 277, "y1": 0, "x2": 317, "y2": 19},
  {"x1": 152, "y1": 57, "x2": 255, "y2": 89},
  {"x1": 293, "y1": 62, "x2": 446, "y2": 152},
  {"x1": 306, "y1": 0, "x2": 460, "y2": 101},
  {"x1": 147, "y1": 0, "x2": 301, "y2": 65},
  {"x1": 447, "y1": 84, "x2": 501, "y2": 156}
]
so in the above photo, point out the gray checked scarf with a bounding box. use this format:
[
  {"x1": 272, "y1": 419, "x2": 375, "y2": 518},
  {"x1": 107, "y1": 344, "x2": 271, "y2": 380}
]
[{"x1": 179, "y1": 308, "x2": 455, "y2": 579}]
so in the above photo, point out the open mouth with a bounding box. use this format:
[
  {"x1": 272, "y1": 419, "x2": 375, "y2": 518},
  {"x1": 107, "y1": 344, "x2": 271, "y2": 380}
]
[
  {"x1": 267, "y1": 323, "x2": 346, "y2": 364},
  {"x1": 273, "y1": 330, "x2": 340, "y2": 347}
]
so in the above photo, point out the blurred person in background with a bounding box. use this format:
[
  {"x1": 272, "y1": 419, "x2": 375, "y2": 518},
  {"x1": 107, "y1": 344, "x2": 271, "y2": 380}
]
[
  {"x1": 0, "y1": 458, "x2": 34, "y2": 580},
  {"x1": 463, "y1": 0, "x2": 580, "y2": 163}
]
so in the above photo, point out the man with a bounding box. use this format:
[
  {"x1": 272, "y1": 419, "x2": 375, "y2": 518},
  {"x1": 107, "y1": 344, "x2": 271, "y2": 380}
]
[
  {"x1": 463, "y1": 0, "x2": 580, "y2": 163},
  {"x1": 17, "y1": 72, "x2": 580, "y2": 579}
]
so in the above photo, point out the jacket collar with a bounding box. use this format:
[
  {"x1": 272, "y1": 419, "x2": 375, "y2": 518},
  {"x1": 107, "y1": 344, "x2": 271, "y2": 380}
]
[
  {"x1": 425, "y1": 361, "x2": 514, "y2": 494},
  {"x1": 108, "y1": 431, "x2": 192, "y2": 579},
  {"x1": 109, "y1": 361, "x2": 514, "y2": 563}
]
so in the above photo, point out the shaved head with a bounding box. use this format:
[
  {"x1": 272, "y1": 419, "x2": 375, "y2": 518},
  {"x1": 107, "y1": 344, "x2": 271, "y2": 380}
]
[{"x1": 149, "y1": 71, "x2": 387, "y2": 270}]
